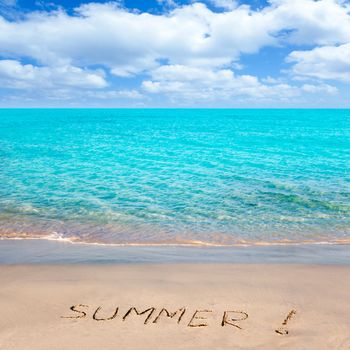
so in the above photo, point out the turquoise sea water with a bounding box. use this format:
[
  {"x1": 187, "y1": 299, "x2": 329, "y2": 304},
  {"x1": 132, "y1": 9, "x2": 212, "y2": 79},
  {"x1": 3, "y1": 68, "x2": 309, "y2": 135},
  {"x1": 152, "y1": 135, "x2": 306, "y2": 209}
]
[{"x1": 0, "y1": 109, "x2": 349, "y2": 246}]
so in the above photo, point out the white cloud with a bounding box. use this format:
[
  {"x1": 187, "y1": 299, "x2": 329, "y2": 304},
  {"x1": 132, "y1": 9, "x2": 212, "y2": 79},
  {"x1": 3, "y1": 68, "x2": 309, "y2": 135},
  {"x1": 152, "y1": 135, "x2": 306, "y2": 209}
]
[
  {"x1": 156, "y1": 0, "x2": 178, "y2": 8},
  {"x1": 2, "y1": 2, "x2": 270, "y2": 74},
  {"x1": 266, "y1": 0, "x2": 350, "y2": 46},
  {"x1": 1, "y1": 88, "x2": 143, "y2": 106},
  {"x1": 0, "y1": 60, "x2": 107, "y2": 89},
  {"x1": 2, "y1": 0, "x2": 349, "y2": 79},
  {"x1": 301, "y1": 83, "x2": 338, "y2": 94},
  {"x1": 209, "y1": 0, "x2": 237, "y2": 10},
  {"x1": 0, "y1": 0, "x2": 349, "y2": 105},
  {"x1": 261, "y1": 76, "x2": 284, "y2": 84},
  {"x1": 142, "y1": 64, "x2": 301, "y2": 101},
  {"x1": 142, "y1": 64, "x2": 338, "y2": 102},
  {"x1": 287, "y1": 43, "x2": 350, "y2": 82},
  {"x1": 85, "y1": 89, "x2": 143, "y2": 99}
]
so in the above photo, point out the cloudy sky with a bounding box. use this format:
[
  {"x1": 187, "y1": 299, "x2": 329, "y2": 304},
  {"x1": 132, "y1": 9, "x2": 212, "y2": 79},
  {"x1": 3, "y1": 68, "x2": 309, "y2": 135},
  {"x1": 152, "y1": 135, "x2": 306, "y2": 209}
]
[{"x1": 0, "y1": 0, "x2": 350, "y2": 107}]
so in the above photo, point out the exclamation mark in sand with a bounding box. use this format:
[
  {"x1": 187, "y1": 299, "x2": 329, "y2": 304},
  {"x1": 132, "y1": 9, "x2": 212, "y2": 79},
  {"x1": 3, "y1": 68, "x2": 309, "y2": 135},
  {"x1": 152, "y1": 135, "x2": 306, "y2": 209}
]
[{"x1": 275, "y1": 310, "x2": 297, "y2": 335}]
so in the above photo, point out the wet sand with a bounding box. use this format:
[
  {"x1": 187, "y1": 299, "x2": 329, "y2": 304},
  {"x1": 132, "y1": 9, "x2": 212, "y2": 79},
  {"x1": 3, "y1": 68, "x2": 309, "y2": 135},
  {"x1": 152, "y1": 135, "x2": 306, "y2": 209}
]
[{"x1": 0, "y1": 264, "x2": 349, "y2": 349}]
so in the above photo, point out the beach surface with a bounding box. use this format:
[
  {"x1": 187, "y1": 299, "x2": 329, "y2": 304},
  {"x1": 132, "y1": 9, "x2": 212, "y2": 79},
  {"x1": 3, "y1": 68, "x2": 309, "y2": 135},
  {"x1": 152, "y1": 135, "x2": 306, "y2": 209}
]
[{"x1": 0, "y1": 264, "x2": 349, "y2": 350}]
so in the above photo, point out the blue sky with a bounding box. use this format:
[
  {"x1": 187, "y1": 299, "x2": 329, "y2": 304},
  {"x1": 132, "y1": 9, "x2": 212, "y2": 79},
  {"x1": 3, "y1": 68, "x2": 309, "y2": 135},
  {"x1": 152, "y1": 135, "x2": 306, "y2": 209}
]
[{"x1": 0, "y1": 0, "x2": 350, "y2": 107}]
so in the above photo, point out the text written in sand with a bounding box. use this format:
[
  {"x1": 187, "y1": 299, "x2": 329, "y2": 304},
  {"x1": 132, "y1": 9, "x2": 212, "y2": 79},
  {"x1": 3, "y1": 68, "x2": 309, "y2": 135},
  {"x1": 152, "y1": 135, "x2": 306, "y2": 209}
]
[{"x1": 61, "y1": 305, "x2": 296, "y2": 335}]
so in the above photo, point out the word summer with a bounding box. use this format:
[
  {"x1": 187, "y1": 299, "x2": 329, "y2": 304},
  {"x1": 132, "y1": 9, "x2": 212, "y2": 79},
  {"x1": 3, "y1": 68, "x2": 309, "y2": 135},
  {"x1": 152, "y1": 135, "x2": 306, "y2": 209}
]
[{"x1": 61, "y1": 305, "x2": 296, "y2": 335}]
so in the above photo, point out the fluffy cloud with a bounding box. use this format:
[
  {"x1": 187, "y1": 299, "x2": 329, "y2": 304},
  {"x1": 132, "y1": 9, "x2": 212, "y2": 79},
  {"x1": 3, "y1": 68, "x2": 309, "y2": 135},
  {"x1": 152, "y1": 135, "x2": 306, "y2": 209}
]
[
  {"x1": 209, "y1": 0, "x2": 238, "y2": 10},
  {"x1": 0, "y1": 60, "x2": 107, "y2": 88},
  {"x1": 301, "y1": 83, "x2": 338, "y2": 94},
  {"x1": 142, "y1": 64, "x2": 339, "y2": 103},
  {"x1": 287, "y1": 43, "x2": 350, "y2": 82},
  {"x1": 0, "y1": 0, "x2": 349, "y2": 104},
  {"x1": 85, "y1": 89, "x2": 143, "y2": 99},
  {"x1": 266, "y1": 0, "x2": 350, "y2": 46},
  {"x1": 0, "y1": 2, "x2": 277, "y2": 75},
  {"x1": 156, "y1": 0, "x2": 178, "y2": 8},
  {"x1": 142, "y1": 64, "x2": 302, "y2": 101},
  {"x1": 1, "y1": 0, "x2": 349, "y2": 76}
]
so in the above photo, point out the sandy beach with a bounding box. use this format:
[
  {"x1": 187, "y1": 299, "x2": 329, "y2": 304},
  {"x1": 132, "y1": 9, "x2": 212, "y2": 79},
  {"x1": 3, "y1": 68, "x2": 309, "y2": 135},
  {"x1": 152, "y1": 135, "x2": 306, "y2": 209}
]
[{"x1": 0, "y1": 264, "x2": 349, "y2": 350}]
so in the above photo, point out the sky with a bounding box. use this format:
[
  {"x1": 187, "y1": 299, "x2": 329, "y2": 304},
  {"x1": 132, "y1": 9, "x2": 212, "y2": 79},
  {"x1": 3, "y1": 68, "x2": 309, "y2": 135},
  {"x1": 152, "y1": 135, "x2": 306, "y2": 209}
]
[{"x1": 0, "y1": 0, "x2": 350, "y2": 107}]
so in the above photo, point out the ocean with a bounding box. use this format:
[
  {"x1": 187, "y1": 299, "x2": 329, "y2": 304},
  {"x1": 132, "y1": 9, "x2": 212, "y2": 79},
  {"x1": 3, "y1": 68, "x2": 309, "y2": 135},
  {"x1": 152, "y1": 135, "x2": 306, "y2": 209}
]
[{"x1": 0, "y1": 109, "x2": 349, "y2": 247}]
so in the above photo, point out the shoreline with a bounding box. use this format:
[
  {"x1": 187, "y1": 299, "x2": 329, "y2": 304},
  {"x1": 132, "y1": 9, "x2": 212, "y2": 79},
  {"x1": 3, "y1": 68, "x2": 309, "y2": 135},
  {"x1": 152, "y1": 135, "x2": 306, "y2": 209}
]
[
  {"x1": 2, "y1": 235, "x2": 350, "y2": 247},
  {"x1": 1, "y1": 264, "x2": 349, "y2": 349},
  {"x1": 1, "y1": 239, "x2": 350, "y2": 264}
]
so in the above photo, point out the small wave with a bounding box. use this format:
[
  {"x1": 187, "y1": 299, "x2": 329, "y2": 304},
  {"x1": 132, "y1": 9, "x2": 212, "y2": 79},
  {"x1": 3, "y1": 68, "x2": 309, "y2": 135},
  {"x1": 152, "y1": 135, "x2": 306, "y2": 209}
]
[
  {"x1": 0, "y1": 231, "x2": 78, "y2": 243},
  {"x1": 1, "y1": 232, "x2": 350, "y2": 248}
]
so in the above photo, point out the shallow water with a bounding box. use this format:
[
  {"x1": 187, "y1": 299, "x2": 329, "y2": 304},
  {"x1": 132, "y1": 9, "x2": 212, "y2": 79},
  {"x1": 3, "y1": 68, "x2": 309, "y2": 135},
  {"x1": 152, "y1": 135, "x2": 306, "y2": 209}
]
[{"x1": 0, "y1": 109, "x2": 349, "y2": 246}]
